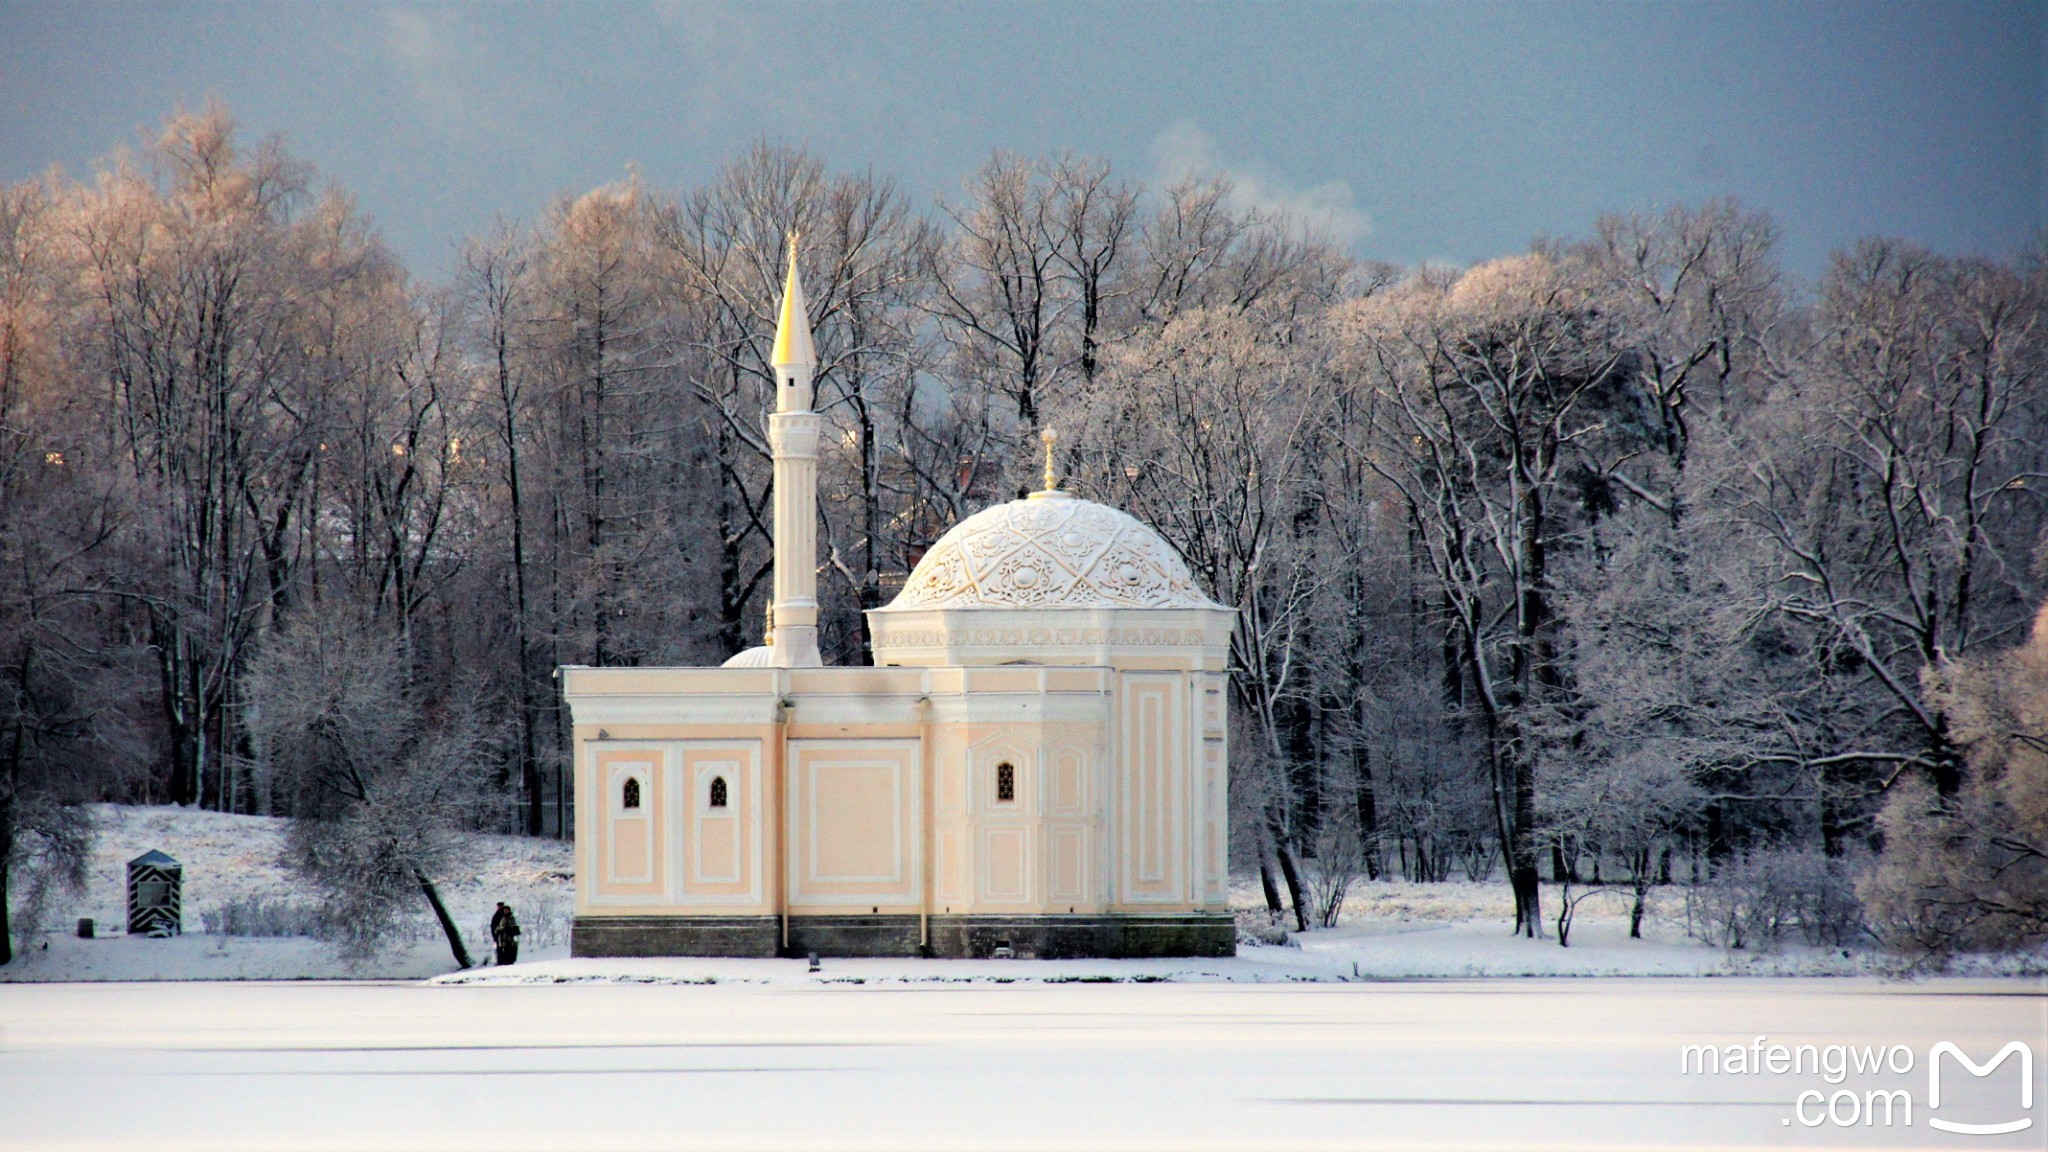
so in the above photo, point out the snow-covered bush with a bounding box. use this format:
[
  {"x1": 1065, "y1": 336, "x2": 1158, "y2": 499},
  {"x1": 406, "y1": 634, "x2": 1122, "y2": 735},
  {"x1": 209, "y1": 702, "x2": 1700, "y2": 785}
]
[
  {"x1": 4, "y1": 801, "x2": 92, "y2": 950},
  {"x1": 1233, "y1": 909, "x2": 1290, "y2": 947},
  {"x1": 1685, "y1": 848, "x2": 1868, "y2": 950},
  {"x1": 200, "y1": 896, "x2": 329, "y2": 939},
  {"x1": 1859, "y1": 604, "x2": 2048, "y2": 960}
]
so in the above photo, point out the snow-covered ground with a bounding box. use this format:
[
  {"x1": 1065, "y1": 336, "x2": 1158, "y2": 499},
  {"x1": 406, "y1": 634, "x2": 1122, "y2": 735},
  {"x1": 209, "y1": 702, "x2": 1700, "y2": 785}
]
[
  {"x1": 9, "y1": 807, "x2": 2043, "y2": 1149},
  {"x1": 7, "y1": 805, "x2": 2045, "y2": 982},
  {"x1": 2, "y1": 977, "x2": 2041, "y2": 1150},
  {"x1": 438, "y1": 920, "x2": 1919, "y2": 989}
]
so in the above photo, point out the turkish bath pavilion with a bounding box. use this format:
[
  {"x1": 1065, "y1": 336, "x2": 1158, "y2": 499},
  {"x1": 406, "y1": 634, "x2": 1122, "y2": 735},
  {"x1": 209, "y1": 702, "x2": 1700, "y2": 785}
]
[{"x1": 561, "y1": 245, "x2": 1238, "y2": 959}]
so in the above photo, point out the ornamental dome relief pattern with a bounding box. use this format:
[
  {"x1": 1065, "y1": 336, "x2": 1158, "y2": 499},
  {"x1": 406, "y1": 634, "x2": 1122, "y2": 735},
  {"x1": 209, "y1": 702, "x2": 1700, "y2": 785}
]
[{"x1": 889, "y1": 493, "x2": 1214, "y2": 611}]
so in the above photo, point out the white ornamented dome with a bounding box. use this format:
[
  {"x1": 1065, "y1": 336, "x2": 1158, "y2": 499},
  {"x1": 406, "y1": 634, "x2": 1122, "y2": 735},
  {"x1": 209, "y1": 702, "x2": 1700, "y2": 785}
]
[
  {"x1": 866, "y1": 488, "x2": 1236, "y2": 669},
  {"x1": 887, "y1": 490, "x2": 1214, "y2": 611}
]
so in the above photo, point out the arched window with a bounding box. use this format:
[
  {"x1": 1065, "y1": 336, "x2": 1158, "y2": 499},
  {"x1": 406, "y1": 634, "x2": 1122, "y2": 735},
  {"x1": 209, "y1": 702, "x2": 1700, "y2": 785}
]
[
  {"x1": 996, "y1": 762, "x2": 1016, "y2": 803},
  {"x1": 709, "y1": 776, "x2": 728, "y2": 809},
  {"x1": 621, "y1": 777, "x2": 641, "y2": 810}
]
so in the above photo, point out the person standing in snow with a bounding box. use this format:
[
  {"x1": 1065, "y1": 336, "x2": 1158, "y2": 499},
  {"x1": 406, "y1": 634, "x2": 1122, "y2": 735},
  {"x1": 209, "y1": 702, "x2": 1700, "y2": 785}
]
[{"x1": 490, "y1": 902, "x2": 520, "y2": 966}]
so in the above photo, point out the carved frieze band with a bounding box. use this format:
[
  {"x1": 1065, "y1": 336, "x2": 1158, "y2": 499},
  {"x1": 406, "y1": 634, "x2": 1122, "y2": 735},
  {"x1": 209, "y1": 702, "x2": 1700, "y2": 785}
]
[{"x1": 869, "y1": 625, "x2": 1220, "y2": 649}]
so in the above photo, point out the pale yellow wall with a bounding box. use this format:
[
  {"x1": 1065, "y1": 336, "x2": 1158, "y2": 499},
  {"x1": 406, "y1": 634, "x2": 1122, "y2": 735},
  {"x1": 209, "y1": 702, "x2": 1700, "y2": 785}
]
[
  {"x1": 565, "y1": 660, "x2": 1229, "y2": 922},
  {"x1": 922, "y1": 714, "x2": 1109, "y2": 916}
]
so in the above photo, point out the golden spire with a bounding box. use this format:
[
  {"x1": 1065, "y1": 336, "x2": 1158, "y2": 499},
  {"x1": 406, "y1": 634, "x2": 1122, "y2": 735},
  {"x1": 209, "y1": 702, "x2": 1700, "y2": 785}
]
[
  {"x1": 1040, "y1": 427, "x2": 1059, "y2": 491},
  {"x1": 762, "y1": 594, "x2": 775, "y2": 644},
  {"x1": 770, "y1": 230, "x2": 816, "y2": 370}
]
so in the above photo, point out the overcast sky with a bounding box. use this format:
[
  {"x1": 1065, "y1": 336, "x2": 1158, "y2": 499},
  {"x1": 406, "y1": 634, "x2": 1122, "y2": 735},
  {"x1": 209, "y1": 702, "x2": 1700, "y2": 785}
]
[{"x1": 2, "y1": 1, "x2": 2039, "y2": 283}]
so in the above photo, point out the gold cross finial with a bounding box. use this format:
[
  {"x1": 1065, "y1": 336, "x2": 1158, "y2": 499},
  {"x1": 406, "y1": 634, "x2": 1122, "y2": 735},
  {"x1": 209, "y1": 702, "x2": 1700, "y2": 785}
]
[{"x1": 1040, "y1": 427, "x2": 1059, "y2": 492}]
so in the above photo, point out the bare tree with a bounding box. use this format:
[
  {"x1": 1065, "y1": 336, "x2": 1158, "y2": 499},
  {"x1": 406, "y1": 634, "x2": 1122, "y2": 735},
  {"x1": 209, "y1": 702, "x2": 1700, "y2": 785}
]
[
  {"x1": 458, "y1": 222, "x2": 547, "y2": 835},
  {"x1": 926, "y1": 152, "x2": 1068, "y2": 432},
  {"x1": 1297, "y1": 757, "x2": 1372, "y2": 928},
  {"x1": 1046, "y1": 153, "x2": 1138, "y2": 390},
  {"x1": 1135, "y1": 175, "x2": 1348, "y2": 329},
  {"x1": 1705, "y1": 242, "x2": 2048, "y2": 874},
  {"x1": 1580, "y1": 198, "x2": 1784, "y2": 494},
  {"x1": 1543, "y1": 743, "x2": 1701, "y2": 945}
]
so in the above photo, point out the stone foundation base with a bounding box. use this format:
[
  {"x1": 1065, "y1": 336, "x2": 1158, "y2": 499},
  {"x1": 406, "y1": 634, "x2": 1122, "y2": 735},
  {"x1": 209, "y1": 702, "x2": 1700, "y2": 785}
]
[
  {"x1": 924, "y1": 914, "x2": 1235, "y2": 959},
  {"x1": 572, "y1": 913, "x2": 1234, "y2": 960},
  {"x1": 571, "y1": 916, "x2": 780, "y2": 958}
]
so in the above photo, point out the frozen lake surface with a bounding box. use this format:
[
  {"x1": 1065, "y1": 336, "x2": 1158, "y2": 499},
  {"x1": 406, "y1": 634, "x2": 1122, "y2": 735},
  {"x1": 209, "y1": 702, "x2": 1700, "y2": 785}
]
[{"x1": 3, "y1": 977, "x2": 2044, "y2": 1149}]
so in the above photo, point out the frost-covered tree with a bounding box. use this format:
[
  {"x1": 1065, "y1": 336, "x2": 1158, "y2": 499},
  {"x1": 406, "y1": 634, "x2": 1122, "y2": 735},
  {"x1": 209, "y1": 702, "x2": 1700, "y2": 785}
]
[
  {"x1": 1542, "y1": 743, "x2": 1702, "y2": 945},
  {"x1": 1340, "y1": 254, "x2": 1656, "y2": 937},
  {"x1": 67, "y1": 108, "x2": 361, "y2": 810},
  {"x1": 0, "y1": 180, "x2": 148, "y2": 963},
  {"x1": 248, "y1": 607, "x2": 498, "y2": 965}
]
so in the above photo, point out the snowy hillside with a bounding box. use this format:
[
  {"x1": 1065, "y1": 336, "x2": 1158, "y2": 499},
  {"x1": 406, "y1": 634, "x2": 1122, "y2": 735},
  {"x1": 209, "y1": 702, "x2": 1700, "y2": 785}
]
[{"x1": 2, "y1": 804, "x2": 574, "y2": 981}]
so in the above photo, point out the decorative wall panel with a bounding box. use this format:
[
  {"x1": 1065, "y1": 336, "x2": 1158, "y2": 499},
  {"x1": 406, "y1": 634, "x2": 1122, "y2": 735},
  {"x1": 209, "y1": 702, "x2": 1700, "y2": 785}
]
[
  {"x1": 786, "y1": 739, "x2": 921, "y2": 907},
  {"x1": 1118, "y1": 673, "x2": 1185, "y2": 904}
]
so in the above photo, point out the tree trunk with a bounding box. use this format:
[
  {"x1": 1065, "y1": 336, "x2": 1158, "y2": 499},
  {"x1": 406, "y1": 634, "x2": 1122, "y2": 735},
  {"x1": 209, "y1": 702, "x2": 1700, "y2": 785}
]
[
  {"x1": 1275, "y1": 840, "x2": 1311, "y2": 934},
  {"x1": 0, "y1": 820, "x2": 13, "y2": 966},
  {"x1": 1352, "y1": 742, "x2": 1381, "y2": 881},
  {"x1": 1510, "y1": 840, "x2": 1541, "y2": 938},
  {"x1": 498, "y1": 329, "x2": 541, "y2": 836},
  {"x1": 1508, "y1": 730, "x2": 1541, "y2": 936},
  {"x1": 414, "y1": 868, "x2": 472, "y2": 969},
  {"x1": 1704, "y1": 802, "x2": 1730, "y2": 873},
  {"x1": 1258, "y1": 859, "x2": 1283, "y2": 917},
  {"x1": 856, "y1": 384, "x2": 880, "y2": 667},
  {"x1": 713, "y1": 416, "x2": 750, "y2": 658},
  {"x1": 555, "y1": 759, "x2": 568, "y2": 842},
  {"x1": 1630, "y1": 874, "x2": 1648, "y2": 939}
]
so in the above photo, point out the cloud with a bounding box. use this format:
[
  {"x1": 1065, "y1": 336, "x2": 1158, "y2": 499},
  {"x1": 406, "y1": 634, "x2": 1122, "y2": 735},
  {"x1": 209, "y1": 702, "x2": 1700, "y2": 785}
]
[
  {"x1": 380, "y1": 6, "x2": 442, "y2": 69},
  {"x1": 379, "y1": 7, "x2": 492, "y2": 139},
  {"x1": 1148, "y1": 120, "x2": 1372, "y2": 247}
]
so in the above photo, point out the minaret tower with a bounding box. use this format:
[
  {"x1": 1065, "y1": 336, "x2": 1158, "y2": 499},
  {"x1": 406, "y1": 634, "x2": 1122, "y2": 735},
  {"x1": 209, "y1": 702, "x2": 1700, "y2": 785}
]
[{"x1": 768, "y1": 233, "x2": 824, "y2": 667}]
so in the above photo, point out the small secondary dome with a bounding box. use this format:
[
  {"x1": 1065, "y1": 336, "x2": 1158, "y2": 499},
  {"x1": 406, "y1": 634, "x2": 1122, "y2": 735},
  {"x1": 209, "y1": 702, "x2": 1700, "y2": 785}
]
[
  {"x1": 888, "y1": 490, "x2": 1215, "y2": 610},
  {"x1": 721, "y1": 645, "x2": 776, "y2": 668}
]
